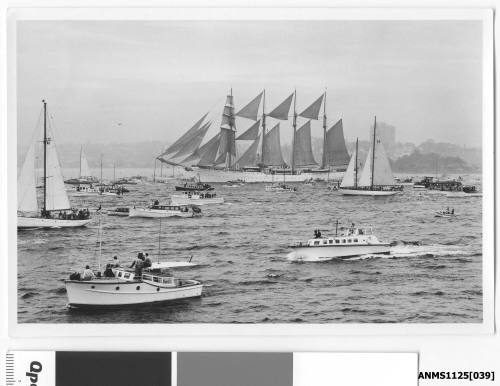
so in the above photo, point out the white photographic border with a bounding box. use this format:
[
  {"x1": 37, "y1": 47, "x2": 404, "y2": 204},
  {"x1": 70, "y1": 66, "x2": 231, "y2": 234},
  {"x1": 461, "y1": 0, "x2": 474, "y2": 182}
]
[{"x1": 6, "y1": 7, "x2": 494, "y2": 339}]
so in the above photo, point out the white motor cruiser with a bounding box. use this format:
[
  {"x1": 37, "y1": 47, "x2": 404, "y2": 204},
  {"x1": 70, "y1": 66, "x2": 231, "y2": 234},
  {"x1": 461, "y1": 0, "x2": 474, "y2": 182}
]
[
  {"x1": 65, "y1": 218, "x2": 203, "y2": 308},
  {"x1": 170, "y1": 191, "x2": 224, "y2": 206},
  {"x1": 65, "y1": 261, "x2": 203, "y2": 308},
  {"x1": 129, "y1": 201, "x2": 202, "y2": 218},
  {"x1": 264, "y1": 183, "x2": 297, "y2": 192},
  {"x1": 287, "y1": 225, "x2": 391, "y2": 262}
]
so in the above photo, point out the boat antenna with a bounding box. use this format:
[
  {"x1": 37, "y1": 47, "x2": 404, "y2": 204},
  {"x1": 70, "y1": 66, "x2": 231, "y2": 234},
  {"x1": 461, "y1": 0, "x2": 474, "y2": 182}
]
[
  {"x1": 335, "y1": 219, "x2": 339, "y2": 236},
  {"x1": 371, "y1": 116, "x2": 376, "y2": 189},
  {"x1": 42, "y1": 99, "x2": 47, "y2": 216},
  {"x1": 98, "y1": 216, "x2": 103, "y2": 271}
]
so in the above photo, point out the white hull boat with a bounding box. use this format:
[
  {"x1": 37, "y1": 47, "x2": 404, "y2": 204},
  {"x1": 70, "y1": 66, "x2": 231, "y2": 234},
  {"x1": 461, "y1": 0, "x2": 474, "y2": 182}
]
[
  {"x1": 338, "y1": 188, "x2": 400, "y2": 196},
  {"x1": 18, "y1": 216, "x2": 91, "y2": 229},
  {"x1": 170, "y1": 192, "x2": 224, "y2": 206},
  {"x1": 17, "y1": 101, "x2": 92, "y2": 230},
  {"x1": 338, "y1": 119, "x2": 402, "y2": 197},
  {"x1": 65, "y1": 261, "x2": 202, "y2": 307},
  {"x1": 129, "y1": 207, "x2": 200, "y2": 218},
  {"x1": 288, "y1": 226, "x2": 390, "y2": 262},
  {"x1": 66, "y1": 278, "x2": 202, "y2": 307},
  {"x1": 155, "y1": 90, "x2": 350, "y2": 182}
]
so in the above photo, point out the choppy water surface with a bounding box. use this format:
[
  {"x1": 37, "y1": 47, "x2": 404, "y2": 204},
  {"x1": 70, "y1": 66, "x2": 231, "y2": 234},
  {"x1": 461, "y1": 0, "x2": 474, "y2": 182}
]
[{"x1": 18, "y1": 174, "x2": 483, "y2": 323}]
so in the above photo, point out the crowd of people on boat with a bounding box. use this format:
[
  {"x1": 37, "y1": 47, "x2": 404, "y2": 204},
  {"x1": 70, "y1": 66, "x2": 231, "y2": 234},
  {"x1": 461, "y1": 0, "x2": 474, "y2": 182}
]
[
  {"x1": 41, "y1": 208, "x2": 91, "y2": 220},
  {"x1": 71, "y1": 252, "x2": 154, "y2": 281}
]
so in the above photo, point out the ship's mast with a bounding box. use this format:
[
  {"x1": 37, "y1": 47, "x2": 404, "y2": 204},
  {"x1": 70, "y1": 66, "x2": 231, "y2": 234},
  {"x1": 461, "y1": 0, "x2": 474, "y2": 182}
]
[
  {"x1": 291, "y1": 89, "x2": 297, "y2": 174},
  {"x1": 227, "y1": 88, "x2": 234, "y2": 170},
  {"x1": 260, "y1": 89, "x2": 266, "y2": 168},
  {"x1": 371, "y1": 116, "x2": 377, "y2": 189},
  {"x1": 79, "y1": 145, "x2": 83, "y2": 178},
  {"x1": 100, "y1": 154, "x2": 103, "y2": 184},
  {"x1": 354, "y1": 138, "x2": 359, "y2": 189},
  {"x1": 42, "y1": 99, "x2": 47, "y2": 215},
  {"x1": 321, "y1": 90, "x2": 327, "y2": 169}
]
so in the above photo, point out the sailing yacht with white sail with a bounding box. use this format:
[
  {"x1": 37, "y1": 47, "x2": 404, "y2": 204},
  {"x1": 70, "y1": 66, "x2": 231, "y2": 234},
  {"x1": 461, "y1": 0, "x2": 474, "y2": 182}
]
[
  {"x1": 18, "y1": 100, "x2": 92, "y2": 229},
  {"x1": 64, "y1": 146, "x2": 98, "y2": 185},
  {"x1": 156, "y1": 89, "x2": 351, "y2": 182},
  {"x1": 339, "y1": 117, "x2": 403, "y2": 196}
]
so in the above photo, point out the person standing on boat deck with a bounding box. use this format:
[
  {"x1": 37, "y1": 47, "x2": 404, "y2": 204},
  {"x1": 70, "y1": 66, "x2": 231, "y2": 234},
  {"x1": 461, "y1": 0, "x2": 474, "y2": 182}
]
[
  {"x1": 111, "y1": 255, "x2": 120, "y2": 267},
  {"x1": 144, "y1": 253, "x2": 152, "y2": 269},
  {"x1": 82, "y1": 265, "x2": 95, "y2": 281},
  {"x1": 129, "y1": 253, "x2": 145, "y2": 278}
]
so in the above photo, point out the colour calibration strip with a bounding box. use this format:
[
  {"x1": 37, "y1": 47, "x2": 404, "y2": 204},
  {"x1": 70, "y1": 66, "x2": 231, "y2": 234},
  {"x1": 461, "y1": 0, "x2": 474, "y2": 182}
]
[{"x1": 5, "y1": 351, "x2": 417, "y2": 386}]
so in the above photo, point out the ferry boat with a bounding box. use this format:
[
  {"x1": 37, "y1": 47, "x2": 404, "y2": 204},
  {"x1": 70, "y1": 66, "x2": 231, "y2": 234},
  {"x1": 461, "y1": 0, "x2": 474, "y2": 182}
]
[
  {"x1": 65, "y1": 261, "x2": 203, "y2": 308},
  {"x1": 287, "y1": 225, "x2": 390, "y2": 262},
  {"x1": 264, "y1": 183, "x2": 297, "y2": 192},
  {"x1": 129, "y1": 201, "x2": 202, "y2": 218},
  {"x1": 107, "y1": 207, "x2": 130, "y2": 217},
  {"x1": 170, "y1": 191, "x2": 224, "y2": 206}
]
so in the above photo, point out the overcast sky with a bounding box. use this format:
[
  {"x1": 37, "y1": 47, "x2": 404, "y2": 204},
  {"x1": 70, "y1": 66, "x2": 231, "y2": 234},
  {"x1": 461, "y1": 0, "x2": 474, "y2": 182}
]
[{"x1": 17, "y1": 20, "x2": 483, "y2": 147}]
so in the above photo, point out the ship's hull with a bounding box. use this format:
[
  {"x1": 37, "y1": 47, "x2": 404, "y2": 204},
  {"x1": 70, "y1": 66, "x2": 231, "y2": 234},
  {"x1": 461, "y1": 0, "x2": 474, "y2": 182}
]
[
  {"x1": 170, "y1": 196, "x2": 224, "y2": 206},
  {"x1": 65, "y1": 279, "x2": 202, "y2": 307},
  {"x1": 128, "y1": 208, "x2": 198, "y2": 218},
  {"x1": 287, "y1": 244, "x2": 391, "y2": 262},
  {"x1": 18, "y1": 216, "x2": 92, "y2": 229},
  {"x1": 178, "y1": 169, "x2": 344, "y2": 183},
  {"x1": 339, "y1": 188, "x2": 400, "y2": 196}
]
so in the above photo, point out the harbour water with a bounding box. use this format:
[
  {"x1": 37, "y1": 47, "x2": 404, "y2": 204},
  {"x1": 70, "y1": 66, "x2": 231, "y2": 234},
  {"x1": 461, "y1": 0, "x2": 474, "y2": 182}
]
[{"x1": 17, "y1": 171, "x2": 483, "y2": 323}]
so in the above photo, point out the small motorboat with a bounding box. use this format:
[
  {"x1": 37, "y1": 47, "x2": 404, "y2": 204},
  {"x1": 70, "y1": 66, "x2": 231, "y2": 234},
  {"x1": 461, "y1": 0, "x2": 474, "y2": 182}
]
[
  {"x1": 129, "y1": 201, "x2": 202, "y2": 218},
  {"x1": 107, "y1": 207, "x2": 130, "y2": 217},
  {"x1": 264, "y1": 183, "x2": 297, "y2": 192},
  {"x1": 287, "y1": 224, "x2": 390, "y2": 262},
  {"x1": 435, "y1": 209, "x2": 457, "y2": 217},
  {"x1": 66, "y1": 262, "x2": 203, "y2": 308},
  {"x1": 170, "y1": 191, "x2": 224, "y2": 206},
  {"x1": 174, "y1": 182, "x2": 214, "y2": 191},
  {"x1": 69, "y1": 184, "x2": 101, "y2": 196},
  {"x1": 224, "y1": 179, "x2": 246, "y2": 187}
]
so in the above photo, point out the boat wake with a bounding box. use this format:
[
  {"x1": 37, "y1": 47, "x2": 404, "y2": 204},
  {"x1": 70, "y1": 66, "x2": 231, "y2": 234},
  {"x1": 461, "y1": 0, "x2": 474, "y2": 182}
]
[{"x1": 288, "y1": 243, "x2": 479, "y2": 263}]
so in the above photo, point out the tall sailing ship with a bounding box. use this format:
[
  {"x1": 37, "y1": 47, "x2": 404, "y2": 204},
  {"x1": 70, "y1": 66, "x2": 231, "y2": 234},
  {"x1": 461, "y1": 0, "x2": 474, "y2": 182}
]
[
  {"x1": 18, "y1": 100, "x2": 92, "y2": 229},
  {"x1": 339, "y1": 117, "x2": 403, "y2": 196},
  {"x1": 156, "y1": 89, "x2": 350, "y2": 182}
]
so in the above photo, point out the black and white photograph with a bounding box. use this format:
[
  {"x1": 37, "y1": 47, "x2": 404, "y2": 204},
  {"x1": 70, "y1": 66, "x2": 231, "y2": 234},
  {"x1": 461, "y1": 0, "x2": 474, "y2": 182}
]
[{"x1": 11, "y1": 10, "x2": 493, "y2": 327}]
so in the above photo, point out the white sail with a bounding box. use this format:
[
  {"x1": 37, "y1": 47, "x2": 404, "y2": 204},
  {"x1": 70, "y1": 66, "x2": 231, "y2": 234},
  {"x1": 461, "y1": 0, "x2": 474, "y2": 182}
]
[
  {"x1": 45, "y1": 138, "x2": 71, "y2": 210},
  {"x1": 340, "y1": 147, "x2": 357, "y2": 188},
  {"x1": 79, "y1": 147, "x2": 92, "y2": 178},
  {"x1": 358, "y1": 139, "x2": 394, "y2": 187},
  {"x1": 17, "y1": 143, "x2": 38, "y2": 213}
]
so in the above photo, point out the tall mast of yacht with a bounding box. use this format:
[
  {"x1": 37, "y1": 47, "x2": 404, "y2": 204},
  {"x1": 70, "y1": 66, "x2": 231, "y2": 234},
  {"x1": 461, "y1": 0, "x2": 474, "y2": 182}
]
[
  {"x1": 371, "y1": 116, "x2": 377, "y2": 189},
  {"x1": 42, "y1": 99, "x2": 47, "y2": 214},
  {"x1": 291, "y1": 89, "x2": 297, "y2": 174},
  {"x1": 79, "y1": 145, "x2": 82, "y2": 178},
  {"x1": 321, "y1": 90, "x2": 327, "y2": 168},
  {"x1": 260, "y1": 89, "x2": 266, "y2": 166},
  {"x1": 100, "y1": 154, "x2": 103, "y2": 184},
  {"x1": 355, "y1": 138, "x2": 359, "y2": 189}
]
